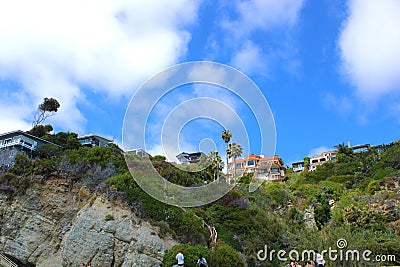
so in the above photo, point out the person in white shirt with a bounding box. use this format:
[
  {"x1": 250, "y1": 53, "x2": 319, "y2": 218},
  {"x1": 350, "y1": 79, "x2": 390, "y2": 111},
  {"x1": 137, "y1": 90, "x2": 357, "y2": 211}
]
[
  {"x1": 314, "y1": 250, "x2": 325, "y2": 267},
  {"x1": 176, "y1": 249, "x2": 185, "y2": 266}
]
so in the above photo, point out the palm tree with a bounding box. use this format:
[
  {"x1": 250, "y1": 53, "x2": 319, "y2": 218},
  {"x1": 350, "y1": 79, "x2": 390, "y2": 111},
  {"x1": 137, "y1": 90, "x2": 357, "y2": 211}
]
[
  {"x1": 334, "y1": 142, "x2": 354, "y2": 163},
  {"x1": 334, "y1": 142, "x2": 353, "y2": 155},
  {"x1": 208, "y1": 150, "x2": 224, "y2": 181},
  {"x1": 227, "y1": 142, "x2": 243, "y2": 183},
  {"x1": 221, "y1": 129, "x2": 232, "y2": 174}
]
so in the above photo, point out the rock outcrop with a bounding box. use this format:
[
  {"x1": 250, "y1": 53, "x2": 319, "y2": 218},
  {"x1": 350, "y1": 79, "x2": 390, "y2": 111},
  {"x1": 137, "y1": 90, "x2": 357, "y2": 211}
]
[{"x1": 0, "y1": 177, "x2": 177, "y2": 266}]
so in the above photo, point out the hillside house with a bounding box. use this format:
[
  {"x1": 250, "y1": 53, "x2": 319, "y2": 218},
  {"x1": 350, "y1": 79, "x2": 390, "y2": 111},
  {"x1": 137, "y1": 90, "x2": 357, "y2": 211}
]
[
  {"x1": 228, "y1": 154, "x2": 285, "y2": 181},
  {"x1": 292, "y1": 161, "x2": 305, "y2": 172},
  {"x1": 78, "y1": 134, "x2": 113, "y2": 148},
  {"x1": 176, "y1": 152, "x2": 205, "y2": 164},
  {"x1": 0, "y1": 130, "x2": 62, "y2": 167},
  {"x1": 350, "y1": 143, "x2": 370, "y2": 153},
  {"x1": 309, "y1": 151, "x2": 337, "y2": 171}
]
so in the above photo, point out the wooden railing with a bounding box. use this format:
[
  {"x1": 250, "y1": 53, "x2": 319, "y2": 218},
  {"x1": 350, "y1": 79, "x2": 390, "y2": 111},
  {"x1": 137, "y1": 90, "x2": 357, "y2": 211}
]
[{"x1": 0, "y1": 252, "x2": 18, "y2": 267}]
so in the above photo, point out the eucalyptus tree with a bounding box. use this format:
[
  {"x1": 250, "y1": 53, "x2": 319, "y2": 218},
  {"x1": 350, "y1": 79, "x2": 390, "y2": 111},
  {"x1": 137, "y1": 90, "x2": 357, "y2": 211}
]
[{"x1": 33, "y1": 97, "x2": 60, "y2": 127}]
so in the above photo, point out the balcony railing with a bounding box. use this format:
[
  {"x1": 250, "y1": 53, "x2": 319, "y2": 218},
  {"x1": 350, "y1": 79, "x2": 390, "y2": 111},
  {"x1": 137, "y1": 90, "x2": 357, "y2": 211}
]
[{"x1": 0, "y1": 139, "x2": 35, "y2": 150}]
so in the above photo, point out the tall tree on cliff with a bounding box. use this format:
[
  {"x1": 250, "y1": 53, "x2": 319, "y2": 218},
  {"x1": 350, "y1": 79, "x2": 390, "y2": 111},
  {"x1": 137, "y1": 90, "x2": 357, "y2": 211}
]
[
  {"x1": 28, "y1": 97, "x2": 60, "y2": 137},
  {"x1": 32, "y1": 97, "x2": 60, "y2": 127}
]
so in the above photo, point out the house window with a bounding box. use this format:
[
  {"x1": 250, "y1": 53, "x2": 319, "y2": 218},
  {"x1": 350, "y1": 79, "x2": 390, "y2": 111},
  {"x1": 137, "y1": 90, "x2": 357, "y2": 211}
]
[
  {"x1": 271, "y1": 168, "x2": 279, "y2": 173},
  {"x1": 247, "y1": 160, "x2": 255, "y2": 166},
  {"x1": 4, "y1": 138, "x2": 11, "y2": 144}
]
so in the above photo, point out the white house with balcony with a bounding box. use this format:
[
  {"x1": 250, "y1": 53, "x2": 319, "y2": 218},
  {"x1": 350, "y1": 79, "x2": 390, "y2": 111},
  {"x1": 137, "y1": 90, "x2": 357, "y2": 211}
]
[
  {"x1": 0, "y1": 130, "x2": 62, "y2": 167},
  {"x1": 77, "y1": 134, "x2": 113, "y2": 148},
  {"x1": 309, "y1": 151, "x2": 337, "y2": 171}
]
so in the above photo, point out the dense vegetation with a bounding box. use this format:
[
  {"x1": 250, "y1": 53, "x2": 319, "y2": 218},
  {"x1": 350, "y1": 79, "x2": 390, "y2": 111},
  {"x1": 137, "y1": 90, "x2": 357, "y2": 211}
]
[{"x1": 0, "y1": 132, "x2": 399, "y2": 267}]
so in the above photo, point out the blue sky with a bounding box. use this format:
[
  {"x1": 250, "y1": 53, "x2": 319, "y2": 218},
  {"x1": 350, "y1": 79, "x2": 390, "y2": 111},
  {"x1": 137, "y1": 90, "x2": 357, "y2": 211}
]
[{"x1": 0, "y1": 0, "x2": 400, "y2": 165}]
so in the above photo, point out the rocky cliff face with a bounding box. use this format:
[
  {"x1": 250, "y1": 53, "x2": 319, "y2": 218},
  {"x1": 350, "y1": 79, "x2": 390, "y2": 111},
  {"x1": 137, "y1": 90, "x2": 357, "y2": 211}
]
[{"x1": 0, "y1": 177, "x2": 177, "y2": 266}]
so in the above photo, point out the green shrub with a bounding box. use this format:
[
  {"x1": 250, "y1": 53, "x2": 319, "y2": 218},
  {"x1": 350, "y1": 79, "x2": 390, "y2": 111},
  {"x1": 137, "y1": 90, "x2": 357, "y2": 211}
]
[
  {"x1": 343, "y1": 204, "x2": 386, "y2": 230},
  {"x1": 331, "y1": 189, "x2": 364, "y2": 223},
  {"x1": 371, "y1": 167, "x2": 396, "y2": 181},
  {"x1": 0, "y1": 172, "x2": 18, "y2": 187},
  {"x1": 42, "y1": 131, "x2": 82, "y2": 149},
  {"x1": 0, "y1": 172, "x2": 31, "y2": 193},
  {"x1": 239, "y1": 173, "x2": 252, "y2": 185},
  {"x1": 33, "y1": 158, "x2": 60, "y2": 177},
  {"x1": 217, "y1": 225, "x2": 243, "y2": 252},
  {"x1": 261, "y1": 182, "x2": 290, "y2": 208},
  {"x1": 314, "y1": 199, "x2": 331, "y2": 229},
  {"x1": 210, "y1": 242, "x2": 245, "y2": 267},
  {"x1": 33, "y1": 143, "x2": 62, "y2": 159},
  {"x1": 171, "y1": 210, "x2": 207, "y2": 244},
  {"x1": 11, "y1": 153, "x2": 33, "y2": 176},
  {"x1": 327, "y1": 175, "x2": 355, "y2": 189},
  {"x1": 381, "y1": 142, "x2": 400, "y2": 169},
  {"x1": 367, "y1": 180, "x2": 381, "y2": 195},
  {"x1": 319, "y1": 180, "x2": 345, "y2": 199},
  {"x1": 290, "y1": 183, "x2": 322, "y2": 207},
  {"x1": 66, "y1": 146, "x2": 126, "y2": 172}
]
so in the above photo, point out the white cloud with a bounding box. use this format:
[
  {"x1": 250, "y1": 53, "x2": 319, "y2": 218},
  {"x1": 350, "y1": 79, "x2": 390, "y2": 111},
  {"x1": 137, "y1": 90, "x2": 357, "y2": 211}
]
[
  {"x1": 231, "y1": 41, "x2": 265, "y2": 75},
  {"x1": 339, "y1": 0, "x2": 400, "y2": 100},
  {"x1": 0, "y1": 90, "x2": 32, "y2": 133},
  {"x1": 0, "y1": 0, "x2": 200, "y2": 133},
  {"x1": 224, "y1": 0, "x2": 305, "y2": 38},
  {"x1": 220, "y1": 0, "x2": 304, "y2": 76},
  {"x1": 187, "y1": 63, "x2": 227, "y2": 85}
]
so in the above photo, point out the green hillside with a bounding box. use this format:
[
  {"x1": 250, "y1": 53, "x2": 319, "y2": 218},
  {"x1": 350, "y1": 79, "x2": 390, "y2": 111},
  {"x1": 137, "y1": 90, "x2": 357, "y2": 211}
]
[{"x1": 1, "y1": 133, "x2": 399, "y2": 267}]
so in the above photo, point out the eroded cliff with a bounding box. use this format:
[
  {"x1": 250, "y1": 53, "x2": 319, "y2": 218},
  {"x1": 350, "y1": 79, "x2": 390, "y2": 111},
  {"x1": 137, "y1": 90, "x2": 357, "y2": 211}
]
[{"x1": 0, "y1": 177, "x2": 176, "y2": 266}]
